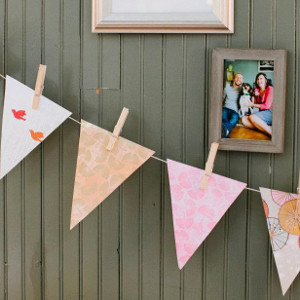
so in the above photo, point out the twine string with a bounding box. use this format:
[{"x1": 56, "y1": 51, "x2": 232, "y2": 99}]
[
  {"x1": 0, "y1": 72, "x2": 293, "y2": 196},
  {"x1": 67, "y1": 118, "x2": 261, "y2": 194},
  {"x1": 151, "y1": 156, "x2": 167, "y2": 164},
  {"x1": 245, "y1": 187, "x2": 260, "y2": 193},
  {"x1": 68, "y1": 116, "x2": 81, "y2": 125}
]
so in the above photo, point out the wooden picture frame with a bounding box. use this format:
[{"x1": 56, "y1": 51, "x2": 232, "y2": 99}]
[
  {"x1": 209, "y1": 48, "x2": 287, "y2": 153},
  {"x1": 92, "y1": 0, "x2": 234, "y2": 33}
]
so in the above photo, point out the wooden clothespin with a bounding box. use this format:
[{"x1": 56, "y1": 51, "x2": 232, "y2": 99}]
[
  {"x1": 200, "y1": 142, "x2": 219, "y2": 189},
  {"x1": 106, "y1": 107, "x2": 129, "y2": 151},
  {"x1": 32, "y1": 64, "x2": 47, "y2": 109}
]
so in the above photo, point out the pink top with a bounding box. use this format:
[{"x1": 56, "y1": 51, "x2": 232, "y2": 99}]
[{"x1": 254, "y1": 85, "x2": 273, "y2": 110}]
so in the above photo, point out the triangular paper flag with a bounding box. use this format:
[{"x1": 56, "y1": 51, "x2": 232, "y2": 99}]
[
  {"x1": 167, "y1": 159, "x2": 246, "y2": 269},
  {"x1": 0, "y1": 76, "x2": 71, "y2": 179},
  {"x1": 260, "y1": 187, "x2": 300, "y2": 295},
  {"x1": 70, "y1": 120, "x2": 155, "y2": 229}
]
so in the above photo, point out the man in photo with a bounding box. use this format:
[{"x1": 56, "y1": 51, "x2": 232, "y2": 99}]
[{"x1": 222, "y1": 72, "x2": 243, "y2": 138}]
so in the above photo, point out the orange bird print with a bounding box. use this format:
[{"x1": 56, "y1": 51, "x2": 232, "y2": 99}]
[
  {"x1": 30, "y1": 130, "x2": 44, "y2": 142},
  {"x1": 12, "y1": 109, "x2": 26, "y2": 121}
]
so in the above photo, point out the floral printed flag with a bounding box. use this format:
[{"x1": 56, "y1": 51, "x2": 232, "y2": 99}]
[
  {"x1": 260, "y1": 188, "x2": 300, "y2": 295},
  {"x1": 167, "y1": 159, "x2": 246, "y2": 269},
  {"x1": 0, "y1": 76, "x2": 71, "y2": 179},
  {"x1": 70, "y1": 120, "x2": 155, "y2": 229}
]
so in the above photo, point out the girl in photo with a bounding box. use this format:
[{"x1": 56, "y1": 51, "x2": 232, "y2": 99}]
[{"x1": 241, "y1": 72, "x2": 273, "y2": 136}]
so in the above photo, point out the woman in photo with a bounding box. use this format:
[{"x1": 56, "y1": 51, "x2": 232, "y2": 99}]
[{"x1": 241, "y1": 72, "x2": 273, "y2": 136}]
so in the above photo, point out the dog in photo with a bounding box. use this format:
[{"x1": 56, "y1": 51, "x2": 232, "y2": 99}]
[{"x1": 239, "y1": 83, "x2": 254, "y2": 118}]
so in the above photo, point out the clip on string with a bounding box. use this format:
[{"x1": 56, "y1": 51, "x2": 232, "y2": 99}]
[
  {"x1": 32, "y1": 64, "x2": 47, "y2": 110},
  {"x1": 106, "y1": 107, "x2": 129, "y2": 151},
  {"x1": 200, "y1": 142, "x2": 219, "y2": 189}
]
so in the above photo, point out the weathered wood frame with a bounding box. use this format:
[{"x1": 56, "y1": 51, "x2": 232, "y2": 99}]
[
  {"x1": 209, "y1": 48, "x2": 287, "y2": 153},
  {"x1": 92, "y1": 0, "x2": 234, "y2": 33}
]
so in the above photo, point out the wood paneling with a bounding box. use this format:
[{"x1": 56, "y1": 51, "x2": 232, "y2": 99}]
[{"x1": 0, "y1": 0, "x2": 299, "y2": 299}]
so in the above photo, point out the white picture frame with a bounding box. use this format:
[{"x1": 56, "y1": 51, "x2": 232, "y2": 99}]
[{"x1": 92, "y1": 0, "x2": 234, "y2": 33}]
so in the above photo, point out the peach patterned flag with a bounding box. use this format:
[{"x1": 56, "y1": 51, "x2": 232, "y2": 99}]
[
  {"x1": 260, "y1": 188, "x2": 300, "y2": 295},
  {"x1": 167, "y1": 159, "x2": 246, "y2": 269},
  {"x1": 70, "y1": 120, "x2": 155, "y2": 229}
]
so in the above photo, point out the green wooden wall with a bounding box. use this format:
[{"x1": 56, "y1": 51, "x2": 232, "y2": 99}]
[{"x1": 0, "y1": 0, "x2": 299, "y2": 299}]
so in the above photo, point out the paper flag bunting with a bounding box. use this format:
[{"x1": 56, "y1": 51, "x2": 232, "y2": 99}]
[
  {"x1": 70, "y1": 120, "x2": 155, "y2": 229},
  {"x1": 167, "y1": 159, "x2": 247, "y2": 269},
  {"x1": 260, "y1": 188, "x2": 300, "y2": 295},
  {"x1": 0, "y1": 76, "x2": 71, "y2": 179}
]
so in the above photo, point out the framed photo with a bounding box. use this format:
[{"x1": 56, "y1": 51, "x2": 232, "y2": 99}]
[
  {"x1": 258, "y1": 60, "x2": 275, "y2": 72},
  {"x1": 209, "y1": 48, "x2": 287, "y2": 153},
  {"x1": 92, "y1": 0, "x2": 234, "y2": 33}
]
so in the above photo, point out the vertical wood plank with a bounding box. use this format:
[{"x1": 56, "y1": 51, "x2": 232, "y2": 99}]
[
  {"x1": 82, "y1": 0, "x2": 98, "y2": 90},
  {"x1": 296, "y1": 1, "x2": 300, "y2": 224},
  {"x1": 272, "y1": 0, "x2": 295, "y2": 191},
  {"x1": 102, "y1": 35, "x2": 120, "y2": 90},
  {"x1": 43, "y1": 0, "x2": 63, "y2": 297},
  {"x1": 43, "y1": 132, "x2": 61, "y2": 299},
  {"x1": 204, "y1": 34, "x2": 227, "y2": 300},
  {"x1": 81, "y1": 90, "x2": 99, "y2": 300},
  {"x1": 62, "y1": 0, "x2": 81, "y2": 298},
  {"x1": 99, "y1": 168, "x2": 120, "y2": 300},
  {"x1": 6, "y1": 168, "x2": 22, "y2": 300},
  {"x1": 247, "y1": 1, "x2": 274, "y2": 299},
  {"x1": 0, "y1": 0, "x2": 4, "y2": 74},
  {"x1": 141, "y1": 34, "x2": 163, "y2": 300},
  {"x1": 24, "y1": 149, "x2": 42, "y2": 300},
  {"x1": 0, "y1": 0, "x2": 6, "y2": 297},
  {"x1": 183, "y1": 34, "x2": 206, "y2": 300},
  {"x1": 121, "y1": 34, "x2": 141, "y2": 300},
  {"x1": 6, "y1": 0, "x2": 24, "y2": 298},
  {"x1": 100, "y1": 34, "x2": 122, "y2": 300},
  {"x1": 225, "y1": 0, "x2": 250, "y2": 299},
  {"x1": 294, "y1": 1, "x2": 300, "y2": 297},
  {"x1": 294, "y1": 1, "x2": 300, "y2": 298},
  {"x1": 163, "y1": 34, "x2": 184, "y2": 300},
  {"x1": 24, "y1": 0, "x2": 43, "y2": 298},
  {"x1": 81, "y1": 1, "x2": 100, "y2": 298},
  {"x1": 0, "y1": 177, "x2": 4, "y2": 299},
  {"x1": 270, "y1": 1, "x2": 295, "y2": 299},
  {"x1": 247, "y1": 155, "x2": 270, "y2": 300}
]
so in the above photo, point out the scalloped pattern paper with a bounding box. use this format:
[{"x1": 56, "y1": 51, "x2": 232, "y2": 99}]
[
  {"x1": 167, "y1": 159, "x2": 246, "y2": 269},
  {"x1": 70, "y1": 120, "x2": 155, "y2": 229},
  {"x1": 260, "y1": 188, "x2": 300, "y2": 295},
  {"x1": 0, "y1": 76, "x2": 71, "y2": 179}
]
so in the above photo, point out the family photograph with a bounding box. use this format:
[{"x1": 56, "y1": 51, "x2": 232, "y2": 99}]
[{"x1": 222, "y1": 60, "x2": 274, "y2": 140}]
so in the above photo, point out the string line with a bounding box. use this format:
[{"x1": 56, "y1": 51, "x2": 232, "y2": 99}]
[
  {"x1": 68, "y1": 116, "x2": 81, "y2": 125},
  {"x1": 151, "y1": 156, "x2": 167, "y2": 164},
  {"x1": 245, "y1": 187, "x2": 260, "y2": 193},
  {"x1": 66, "y1": 116, "x2": 263, "y2": 194},
  {"x1": 0, "y1": 72, "x2": 296, "y2": 195}
]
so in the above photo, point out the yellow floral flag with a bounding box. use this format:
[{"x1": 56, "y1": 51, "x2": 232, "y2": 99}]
[
  {"x1": 260, "y1": 188, "x2": 300, "y2": 295},
  {"x1": 70, "y1": 120, "x2": 155, "y2": 229}
]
